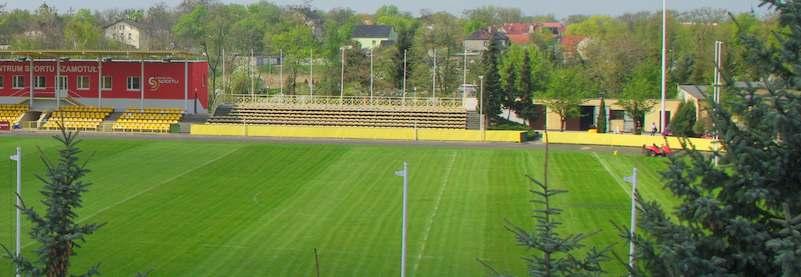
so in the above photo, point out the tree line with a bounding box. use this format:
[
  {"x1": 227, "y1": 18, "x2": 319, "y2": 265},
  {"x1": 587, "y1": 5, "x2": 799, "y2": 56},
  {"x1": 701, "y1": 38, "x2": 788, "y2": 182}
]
[{"x1": 0, "y1": 1, "x2": 780, "y2": 130}]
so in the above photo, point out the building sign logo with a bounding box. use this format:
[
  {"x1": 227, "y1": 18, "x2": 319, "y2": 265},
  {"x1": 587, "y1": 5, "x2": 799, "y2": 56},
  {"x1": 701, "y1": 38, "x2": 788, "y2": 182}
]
[{"x1": 148, "y1": 76, "x2": 179, "y2": 91}]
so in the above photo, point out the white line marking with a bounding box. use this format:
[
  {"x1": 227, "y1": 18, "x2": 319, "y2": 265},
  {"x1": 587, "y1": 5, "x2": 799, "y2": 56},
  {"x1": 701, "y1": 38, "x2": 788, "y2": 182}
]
[
  {"x1": 412, "y1": 152, "x2": 457, "y2": 274},
  {"x1": 592, "y1": 152, "x2": 632, "y2": 197},
  {"x1": 21, "y1": 147, "x2": 241, "y2": 249}
]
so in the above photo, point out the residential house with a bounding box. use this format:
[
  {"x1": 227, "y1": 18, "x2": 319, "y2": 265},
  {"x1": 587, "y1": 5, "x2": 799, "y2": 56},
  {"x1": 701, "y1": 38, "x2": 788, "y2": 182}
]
[
  {"x1": 104, "y1": 19, "x2": 143, "y2": 49},
  {"x1": 351, "y1": 25, "x2": 397, "y2": 50},
  {"x1": 464, "y1": 28, "x2": 509, "y2": 52},
  {"x1": 560, "y1": 35, "x2": 590, "y2": 60}
]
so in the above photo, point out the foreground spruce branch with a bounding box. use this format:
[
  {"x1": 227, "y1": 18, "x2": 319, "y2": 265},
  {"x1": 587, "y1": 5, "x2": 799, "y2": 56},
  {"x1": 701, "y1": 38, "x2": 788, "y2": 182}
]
[{"x1": 2, "y1": 127, "x2": 104, "y2": 277}]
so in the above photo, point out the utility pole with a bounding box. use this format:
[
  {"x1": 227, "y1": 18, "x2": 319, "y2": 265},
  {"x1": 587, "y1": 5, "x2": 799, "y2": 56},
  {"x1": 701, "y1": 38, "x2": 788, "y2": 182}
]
[
  {"x1": 340, "y1": 47, "x2": 345, "y2": 100},
  {"x1": 9, "y1": 147, "x2": 21, "y2": 277},
  {"x1": 479, "y1": 75, "x2": 485, "y2": 137},
  {"x1": 624, "y1": 168, "x2": 639, "y2": 273},
  {"x1": 394, "y1": 161, "x2": 409, "y2": 277},
  {"x1": 222, "y1": 47, "x2": 226, "y2": 95},
  {"x1": 310, "y1": 48, "x2": 314, "y2": 96},
  {"x1": 713, "y1": 40, "x2": 723, "y2": 167},
  {"x1": 659, "y1": 0, "x2": 668, "y2": 133},
  {"x1": 432, "y1": 48, "x2": 437, "y2": 100},
  {"x1": 280, "y1": 49, "x2": 284, "y2": 95},
  {"x1": 402, "y1": 49, "x2": 407, "y2": 103},
  {"x1": 250, "y1": 48, "x2": 255, "y2": 100},
  {"x1": 463, "y1": 48, "x2": 467, "y2": 98},
  {"x1": 370, "y1": 48, "x2": 374, "y2": 102}
]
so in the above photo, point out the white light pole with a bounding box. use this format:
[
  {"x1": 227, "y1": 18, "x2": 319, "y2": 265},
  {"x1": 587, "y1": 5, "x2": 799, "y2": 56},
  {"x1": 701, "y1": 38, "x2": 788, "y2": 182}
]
[
  {"x1": 56, "y1": 58, "x2": 61, "y2": 109},
  {"x1": 97, "y1": 58, "x2": 102, "y2": 107},
  {"x1": 222, "y1": 47, "x2": 226, "y2": 95},
  {"x1": 432, "y1": 48, "x2": 437, "y2": 100},
  {"x1": 309, "y1": 48, "x2": 314, "y2": 96},
  {"x1": 394, "y1": 161, "x2": 409, "y2": 277},
  {"x1": 250, "y1": 48, "x2": 255, "y2": 100},
  {"x1": 370, "y1": 48, "x2": 374, "y2": 101},
  {"x1": 402, "y1": 49, "x2": 407, "y2": 103},
  {"x1": 28, "y1": 57, "x2": 33, "y2": 108},
  {"x1": 659, "y1": 0, "x2": 668, "y2": 133},
  {"x1": 713, "y1": 40, "x2": 723, "y2": 167},
  {"x1": 479, "y1": 75, "x2": 485, "y2": 135},
  {"x1": 140, "y1": 58, "x2": 144, "y2": 111},
  {"x1": 462, "y1": 48, "x2": 467, "y2": 98},
  {"x1": 624, "y1": 168, "x2": 638, "y2": 273},
  {"x1": 9, "y1": 146, "x2": 21, "y2": 277},
  {"x1": 340, "y1": 47, "x2": 345, "y2": 100},
  {"x1": 279, "y1": 49, "x2": 284, "y2": 95}
]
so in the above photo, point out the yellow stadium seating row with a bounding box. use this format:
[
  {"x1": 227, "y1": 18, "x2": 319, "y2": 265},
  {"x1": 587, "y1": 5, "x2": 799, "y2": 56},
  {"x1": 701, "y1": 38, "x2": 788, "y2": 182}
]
[
  {"x1": 112, "y1": 123, "x2": 171, "y2": 132},
  {"x1": 43, "y1": 106, "x2": 112, "y2": 130},
  {"x1": 0, "y1": 104, "x2": 28, "y2": 124},
  {"x1": 114, "y1": 108, "x2": 182, "y2": 132}
]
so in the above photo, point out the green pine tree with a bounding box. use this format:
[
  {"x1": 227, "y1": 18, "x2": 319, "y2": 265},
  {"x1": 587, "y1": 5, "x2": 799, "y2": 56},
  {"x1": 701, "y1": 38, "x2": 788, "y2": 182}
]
[
  {"x1": 596, "y1": 97, "x2": 607, "y2": 133},
  {"x1": 517, "y1": 50, "x2": 539, "y2": 128},
  {"x1": 502, "y1": 59, "x2": 518, "y2": 120},
  {"x1": 482, "y1": 33, "x2": 505, "y2": 123},
  {"x1": 482, "y1": 133, "x2": 610, "y2": 276},
  {"x1": 3, "y1": 129, "x2": 104, "y2": 276},
  {"x1": 668, "y1": 101, "x2": 696, "y2": 137},
  {"x1": 629, "y1": 1, "x2": 801, "y2": 275}
]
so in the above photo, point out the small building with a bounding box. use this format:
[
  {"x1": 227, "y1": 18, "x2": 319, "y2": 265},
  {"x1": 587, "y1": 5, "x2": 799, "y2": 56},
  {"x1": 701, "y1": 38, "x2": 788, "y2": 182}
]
[
  {"x1": 464, "y1": 28, "x2": 509, "y2": 52},
  {"x1": 351, "y1": 25, "x2": 397, "y2": 50},
  {"x1": 104, "y1": 20, "x2": 143, "y2": 49}
]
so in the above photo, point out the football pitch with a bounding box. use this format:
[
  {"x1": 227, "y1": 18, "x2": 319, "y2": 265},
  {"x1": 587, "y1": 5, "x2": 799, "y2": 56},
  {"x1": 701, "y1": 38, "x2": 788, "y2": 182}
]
[{"x1": 0, "y1": 135, "x2": 676, "y2": 276}]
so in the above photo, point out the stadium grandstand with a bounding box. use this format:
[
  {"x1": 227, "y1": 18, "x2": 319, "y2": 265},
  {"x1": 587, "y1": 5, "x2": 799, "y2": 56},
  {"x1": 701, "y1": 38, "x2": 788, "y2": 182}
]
[
  {"x1": 209, "y1": 95, "x2": 475, "y2": 129},
  {"x1": 0, "y1": 50, "x2": 207, "y2": 132}
]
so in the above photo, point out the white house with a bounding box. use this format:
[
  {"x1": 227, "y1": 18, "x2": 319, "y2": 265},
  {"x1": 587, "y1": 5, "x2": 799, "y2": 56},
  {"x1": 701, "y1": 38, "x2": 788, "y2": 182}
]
[{"x1": 104, "y1": 20, "x2": 143, "y2": 49}]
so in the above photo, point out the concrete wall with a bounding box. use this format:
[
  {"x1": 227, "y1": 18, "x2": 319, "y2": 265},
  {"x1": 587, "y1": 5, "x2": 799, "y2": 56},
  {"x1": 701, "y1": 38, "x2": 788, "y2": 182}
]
[{"x1": 191, "y1": 124, "x2": 524, "y2": 143}]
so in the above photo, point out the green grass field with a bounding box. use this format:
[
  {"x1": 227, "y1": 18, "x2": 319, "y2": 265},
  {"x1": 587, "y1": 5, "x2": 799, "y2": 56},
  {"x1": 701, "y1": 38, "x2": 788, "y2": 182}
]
[{"x1": 0, "y1": 135, "x2": 676, "y2": 276}]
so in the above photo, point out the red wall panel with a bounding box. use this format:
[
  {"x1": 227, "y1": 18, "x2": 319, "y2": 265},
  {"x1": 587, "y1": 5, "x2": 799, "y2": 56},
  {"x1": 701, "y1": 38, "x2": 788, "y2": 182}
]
[{"x1": 0, "y1": 60, "x2": 209, "y2": 108}]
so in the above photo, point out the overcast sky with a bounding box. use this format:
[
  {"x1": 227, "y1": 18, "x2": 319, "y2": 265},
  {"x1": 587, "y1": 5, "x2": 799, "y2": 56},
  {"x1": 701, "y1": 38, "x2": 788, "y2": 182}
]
[{"x1": 5, "y1": 0, "x2": 767, "y2": 18}]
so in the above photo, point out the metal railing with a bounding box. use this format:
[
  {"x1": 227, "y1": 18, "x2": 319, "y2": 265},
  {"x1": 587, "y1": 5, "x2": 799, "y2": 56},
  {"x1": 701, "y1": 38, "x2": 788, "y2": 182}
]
[{"x1": 216, "y1": 94, "x2": 464, "y2": 109}]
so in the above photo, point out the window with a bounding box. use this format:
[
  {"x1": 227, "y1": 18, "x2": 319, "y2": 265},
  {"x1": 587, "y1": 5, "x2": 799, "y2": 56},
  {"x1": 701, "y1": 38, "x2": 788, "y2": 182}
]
[
  {"x1": 610, "y1": 110, "x2": 626, "y2": 120},
  {"x1": 12, "y1": 76, "x2": 23, "y2": 88},
  {"x1": 101, "y1": 76, "x2": 112, "y2": 90},
  {"x1": 0, "y1": 76, "x2": 4, "y2": 88},
  {"x1": 34, "y1": 76, "x2": 46, "y2": 89},
  {"x1": 127, "y1": 76, "x2": 140, "y2": 90},
  {"x1": 77, "y1": 76, "x2": 90, "y2": 90}
]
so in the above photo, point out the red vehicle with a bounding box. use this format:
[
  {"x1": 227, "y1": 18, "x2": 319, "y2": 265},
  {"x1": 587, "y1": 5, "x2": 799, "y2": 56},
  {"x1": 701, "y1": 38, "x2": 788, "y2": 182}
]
[{"x1": 643, "y1": 143, "x2": 673, "y2": 157}]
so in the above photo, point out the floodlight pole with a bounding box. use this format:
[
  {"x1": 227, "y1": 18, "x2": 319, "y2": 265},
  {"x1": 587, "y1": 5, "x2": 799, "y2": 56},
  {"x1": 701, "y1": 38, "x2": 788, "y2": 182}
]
[
  {"x1": 140, "y1": 58, "x2": 145, "y2": 112},
  {"x1": 625, "y1": 168, "x2": 638, "y2": 273},
  {"x1": 56, "y1": 58, "x2": 61, "y2": 109},
  {"x1": 340, "y1": 47, "x2": 345, "y2": 100},
  {"x1": 28, "y1": 57, "x2": 33, "y2": 109},
  {"x1": 402, "y1": 49, "x2": 407, "y2": 103},
  {"x1": 713, "y1": 41, "x2": 723, "y2": 167},
  {"x1": 659, "y1": 0, "x2": 668, "y2": 133},
  {"x1": 462, "y1": 48, "x2": 467, "y2": 98},
  {"x1": 222, "y1": 47, "x2": 226, "y2": 95},
  {"x1": 432, "y1": 48, "x2": 437, "y2": 101},
  {"x1": 10, "y1": 147, "x2": 21, "y2": 277},
  {"x1": 97, "y1": 58, "x2": 102, "y2": 107},
  {"x1": 370, "y1": 48, "x2": 374, "y2": 102},
  {"x1": 394, "y1": 161, "x2": 409, "y2": 277},
  {"x1": 280, "y1": 49, "x2": 284, "y2": 95},
  {"x1": 310, "y1": 48, "x2": 314, "y2": 96}
]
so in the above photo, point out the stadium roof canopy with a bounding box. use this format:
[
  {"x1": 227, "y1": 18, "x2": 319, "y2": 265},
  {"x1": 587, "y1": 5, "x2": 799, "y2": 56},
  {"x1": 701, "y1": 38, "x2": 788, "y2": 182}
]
[{"x1": 0, "y1": 50, "x2": 203, "y2": 60}]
